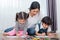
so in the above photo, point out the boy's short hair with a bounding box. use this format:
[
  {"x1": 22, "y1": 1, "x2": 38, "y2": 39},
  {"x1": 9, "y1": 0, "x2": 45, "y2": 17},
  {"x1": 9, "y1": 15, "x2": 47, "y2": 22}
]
[
  {"x1": 41, "y1": 16, "x2": 52, "y2": 25},
  {"x1": 16, "y1": 12, "x2": 29, "y2": 21}
]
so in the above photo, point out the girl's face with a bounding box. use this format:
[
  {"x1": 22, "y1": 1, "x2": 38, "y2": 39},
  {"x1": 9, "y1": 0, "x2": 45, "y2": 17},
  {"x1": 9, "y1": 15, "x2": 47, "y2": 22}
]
[
  {"x1": 30, "y1": 8, "x2": 40, "y2": 16},
  {"x1": 42, "y1": 23, "x2": 49, "y2": 29},
  {"x1": 18, "y1": 19, "x2": 26, "y2": 24}
]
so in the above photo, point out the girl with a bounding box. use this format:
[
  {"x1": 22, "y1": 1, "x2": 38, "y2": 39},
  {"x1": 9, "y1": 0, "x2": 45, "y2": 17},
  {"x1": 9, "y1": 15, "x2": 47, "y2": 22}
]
[
  {"x1": 15, "y1": 12, "x2": 29, "y2": 36},
  {"x1": 3, "y1": 12, "x2": 29, "y2": 36}
]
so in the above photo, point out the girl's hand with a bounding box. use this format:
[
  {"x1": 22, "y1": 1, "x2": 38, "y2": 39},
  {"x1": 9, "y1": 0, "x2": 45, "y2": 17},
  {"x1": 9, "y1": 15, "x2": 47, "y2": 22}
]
[
  {"x1": 16, "y1": 33, "x2": 20, "y2": 36},
  {"x1": 3, "y1": 33, "x2": 9, "y2": 36}
]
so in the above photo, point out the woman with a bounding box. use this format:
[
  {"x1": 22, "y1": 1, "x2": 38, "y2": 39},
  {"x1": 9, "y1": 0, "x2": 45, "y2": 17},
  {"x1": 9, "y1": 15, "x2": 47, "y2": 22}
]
[{"x1": 27, "y1": 1, "x2": 43, "y2": 36}]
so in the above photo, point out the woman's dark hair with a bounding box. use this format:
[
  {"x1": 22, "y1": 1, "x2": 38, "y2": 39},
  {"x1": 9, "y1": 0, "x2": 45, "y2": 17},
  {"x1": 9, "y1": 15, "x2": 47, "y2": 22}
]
[
  {"x1": 41, "y1": 16, "x2": 52, "y2": 25},
  {"x1": 16, "y1": 12, "x2": 29, "y2": 21},
  {"x1": 29, "y1": 1, "x2": 40, "y2": 11}
]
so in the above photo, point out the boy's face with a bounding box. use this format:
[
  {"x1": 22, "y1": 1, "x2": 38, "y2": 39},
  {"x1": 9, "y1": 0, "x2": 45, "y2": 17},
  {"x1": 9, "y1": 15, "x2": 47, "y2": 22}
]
[
  {"x1": 42, "y1": 23, "x2": 49, "y2": 29},
  {"x1": 18, "y1": 19, "x2": 26, "y2": 24},
  {"x1": 30, "y1": 8, "x2": 40, "y2": 16}
]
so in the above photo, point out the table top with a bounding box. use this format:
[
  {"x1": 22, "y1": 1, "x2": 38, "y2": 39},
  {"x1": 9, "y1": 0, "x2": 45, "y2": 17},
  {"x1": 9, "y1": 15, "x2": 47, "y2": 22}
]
[{"x1": 0, "y1": 33, "x2": 60, "y2": 40}]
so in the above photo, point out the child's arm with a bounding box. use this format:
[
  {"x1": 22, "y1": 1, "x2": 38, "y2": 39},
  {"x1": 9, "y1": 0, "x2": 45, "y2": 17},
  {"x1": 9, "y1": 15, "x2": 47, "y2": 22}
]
[
  {"x1": 36, "y1": 32, "x2": 42, "y2": 36},
  {"x1": 16, "y1": 32, "x2": 19, "y2": 36},
  {"x1": 14, "y1": 26, "x2": 19, "y2": 36},
  {"x1": 36, "y1": 32, "x2": 46, "y2": 36},
  {"x1": 47, "y1": 32, "x2": 56, "y2": 37},
  {"x1": 3, "y1": 32, "x2": 9, "y2": 36}
]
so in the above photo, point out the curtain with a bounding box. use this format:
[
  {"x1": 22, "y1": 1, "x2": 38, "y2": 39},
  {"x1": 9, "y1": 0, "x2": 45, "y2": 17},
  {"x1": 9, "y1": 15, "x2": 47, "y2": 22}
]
[{"x1": 47, "y1": 0, "x2": 57, "y2": 32}]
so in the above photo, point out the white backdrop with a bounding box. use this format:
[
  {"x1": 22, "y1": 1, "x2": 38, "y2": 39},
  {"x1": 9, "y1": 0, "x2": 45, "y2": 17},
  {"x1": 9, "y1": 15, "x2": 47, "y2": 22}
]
[
  {"x1": 0, "y1": 0, "x2": 47, "y2": 32},
  {"x1": 56, "y1": 0, "x2": 60, "y2": 33}
]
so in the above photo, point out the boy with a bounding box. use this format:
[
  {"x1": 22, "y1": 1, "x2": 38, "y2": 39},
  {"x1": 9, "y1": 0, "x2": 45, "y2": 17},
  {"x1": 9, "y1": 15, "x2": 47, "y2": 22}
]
[{"x1": 35, "y1": 16, "x2": 52, "y2": 36}]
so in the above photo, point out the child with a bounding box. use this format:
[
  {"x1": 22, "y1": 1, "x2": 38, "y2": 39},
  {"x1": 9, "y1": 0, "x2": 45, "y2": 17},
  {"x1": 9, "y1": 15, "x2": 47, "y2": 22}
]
[
  {"x1": 35, "y1": 16, "x2": 52, "y2": 36},
  {"x1": 3, "y1": 12, "x2": 29, "y2": 36},
  {"x1": 15, "y1": 12, "x2": 29, "y2": 36}
]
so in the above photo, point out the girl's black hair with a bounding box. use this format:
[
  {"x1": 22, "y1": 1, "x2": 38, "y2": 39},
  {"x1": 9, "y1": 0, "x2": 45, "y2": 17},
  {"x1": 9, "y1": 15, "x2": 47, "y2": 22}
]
[
  {"x1": 41, "y1": 16, "x2": 52, "y2": 25},
  {"x1": 16, "y1": 12, "x2": 29, "y2": 21},
  {"x1": 29, "y1": 1, "x2": 40, "y2": 11}
]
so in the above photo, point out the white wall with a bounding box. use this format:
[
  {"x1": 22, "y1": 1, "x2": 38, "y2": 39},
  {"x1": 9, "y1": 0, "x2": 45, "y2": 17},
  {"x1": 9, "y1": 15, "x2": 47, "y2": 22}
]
[
  {"x1": 0, "y1": 0, "x2": 47, "y2": 32},
  {"x1": 0, "y1": 0, "x2": 19, "y2": 31},
  {"x1": 56, "y1": 0, "x2": 60, "y2": 33}
]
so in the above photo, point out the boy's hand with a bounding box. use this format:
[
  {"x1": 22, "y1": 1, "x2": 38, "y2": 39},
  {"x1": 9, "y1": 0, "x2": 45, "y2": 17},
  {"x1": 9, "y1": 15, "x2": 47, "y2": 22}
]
[
  {"x1": 36, "y1": 32, "x2": 46, "y2": 36},
  {"x1": 48, "y1": 33, "x2": 56, "y2": 37},
  {"x1": 41, "y1": 33, "x2": 46, "y2": 36}
]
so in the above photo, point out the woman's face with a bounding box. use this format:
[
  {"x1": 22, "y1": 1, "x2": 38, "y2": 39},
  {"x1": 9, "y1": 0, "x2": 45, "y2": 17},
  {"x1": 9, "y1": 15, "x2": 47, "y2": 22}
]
[
  {"x1": 30, "y1": 8, "x2": 40, "y2": 16},
  {"x1": 18, "y1": 19, "x2": 26, "y2": 24}
]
